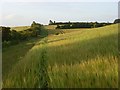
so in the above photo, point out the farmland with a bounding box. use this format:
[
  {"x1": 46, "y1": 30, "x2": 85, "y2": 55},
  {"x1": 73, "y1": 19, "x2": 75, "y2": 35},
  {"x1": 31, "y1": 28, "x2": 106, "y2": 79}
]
[{"x1": 2, "y1": 24, "x2": 118, "y2": 88}]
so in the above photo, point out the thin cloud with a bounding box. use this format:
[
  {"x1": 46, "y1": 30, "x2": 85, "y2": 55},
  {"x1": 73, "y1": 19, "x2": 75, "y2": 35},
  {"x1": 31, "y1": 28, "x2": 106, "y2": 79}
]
[{"x1": 4, "y1": 14, "x2": 16, "y2": 19}]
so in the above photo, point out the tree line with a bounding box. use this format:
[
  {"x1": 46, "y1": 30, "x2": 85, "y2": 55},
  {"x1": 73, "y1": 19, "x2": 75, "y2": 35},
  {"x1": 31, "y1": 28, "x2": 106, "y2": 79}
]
[
  {"x1": 1, "y1": 21, "x2": 43, "y2": 47},
  {"x1": 57, "y1": 22, "x2": 113, "y2": 29},
  {"x1": 49, "y1": 20, "x2": 113, "y2": 29}
]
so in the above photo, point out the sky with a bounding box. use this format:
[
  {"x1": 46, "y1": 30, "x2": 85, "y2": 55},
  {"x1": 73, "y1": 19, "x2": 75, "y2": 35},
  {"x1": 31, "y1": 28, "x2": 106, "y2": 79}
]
[{"x1": 0, "y1": 0, "x2": 119, "y2": 26}]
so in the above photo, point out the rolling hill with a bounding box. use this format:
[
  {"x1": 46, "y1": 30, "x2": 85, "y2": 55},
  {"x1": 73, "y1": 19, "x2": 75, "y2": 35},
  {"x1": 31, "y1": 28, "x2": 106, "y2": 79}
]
[{"x1": 3, "y1": 24, "x2": 118, "y2": 88}]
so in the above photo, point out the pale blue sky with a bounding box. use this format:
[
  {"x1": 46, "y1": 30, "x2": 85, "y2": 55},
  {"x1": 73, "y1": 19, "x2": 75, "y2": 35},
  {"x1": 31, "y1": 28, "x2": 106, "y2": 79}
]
[{"x1": 0, "y1": 2, "x2": 118, "y2": 26}]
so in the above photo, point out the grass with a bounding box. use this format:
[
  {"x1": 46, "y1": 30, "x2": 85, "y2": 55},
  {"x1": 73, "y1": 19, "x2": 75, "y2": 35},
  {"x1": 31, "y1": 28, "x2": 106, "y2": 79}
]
[
  {"x1": 44, "y1": 25, "x2": 57, "y2": 30},
  {"x1": 48, "y1": 57, "x2": 118, "y2": 88},
  {"x1": 2, "y1": 37, "x2": 43, "y2": 79},
  {"x1": 45, "y1": 25, "x2": 86, "y2": 35},
  {"x1": 10, "y1": 26, "x2": 30, "y2": 31},
  {"x1": 2, "y1": 24, "x2": 118, "y2": 88}
]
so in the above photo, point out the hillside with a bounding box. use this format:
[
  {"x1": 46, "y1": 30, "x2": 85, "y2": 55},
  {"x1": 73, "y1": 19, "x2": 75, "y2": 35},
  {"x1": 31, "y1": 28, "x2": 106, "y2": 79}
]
[
  {"x1": 3, "y1": 24, "x2": 118, "y2": 88},
  {"x1": 10, "y1": 26, "x2": 30, "y2": 31},
  {"x1": 44, "y1": 25, "x2": 57, "y2": 30}
]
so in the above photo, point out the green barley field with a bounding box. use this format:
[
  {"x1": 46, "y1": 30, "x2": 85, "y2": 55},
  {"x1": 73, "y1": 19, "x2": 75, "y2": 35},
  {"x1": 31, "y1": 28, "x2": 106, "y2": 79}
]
[{"x1": 3, "y1": 24, "x2": 118, "y2": 88}]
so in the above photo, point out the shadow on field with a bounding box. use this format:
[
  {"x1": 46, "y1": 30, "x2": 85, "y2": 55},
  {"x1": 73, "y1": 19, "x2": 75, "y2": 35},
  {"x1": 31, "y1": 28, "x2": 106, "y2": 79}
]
[
  {"x1": 2, "y1": 38, "x2": 38, "y2": 78},
  {"x1": 2, "y1": 28, "x2": 49, "y2": 79},
  {"x1": 47, "y1": 33, "x2": 118, "y2": 65}
]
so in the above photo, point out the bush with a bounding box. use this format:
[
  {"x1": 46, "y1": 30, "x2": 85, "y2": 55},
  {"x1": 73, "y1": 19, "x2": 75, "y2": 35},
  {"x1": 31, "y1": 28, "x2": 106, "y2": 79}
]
[{"x1": 11, "y1": 30, "x2": 22, "y2": 41}]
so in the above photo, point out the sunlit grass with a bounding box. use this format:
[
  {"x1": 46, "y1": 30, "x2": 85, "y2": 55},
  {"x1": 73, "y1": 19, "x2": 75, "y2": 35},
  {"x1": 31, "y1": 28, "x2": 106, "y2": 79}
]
[
  {"x1": 48, "y1": 56, "x2": 118, "y2": 88},
  {"x1": 10, "y1": 26, "x2": 30, "y2": 31},
  {"x1": 3, "y1": 24, "x2": 118, "y2": 88}
]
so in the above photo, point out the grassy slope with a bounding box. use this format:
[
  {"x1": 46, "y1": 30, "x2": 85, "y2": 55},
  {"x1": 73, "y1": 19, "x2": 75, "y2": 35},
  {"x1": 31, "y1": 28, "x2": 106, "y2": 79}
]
[
  {"x1": 2, "y1": 25, "x2": 51, "y2": 77},
  {"x1": 44, "y1": 25, "x2": 88, "y2": 35},
  {"x1": 3, "y1": 24, "x2": 118, "y2": 88},
  {"x1": 44, "y1": 25, "x2": 57, "y2": 30},
  {"x1": 2, "y1": 25, "x2": 48, "y2": 76},
  {"x1": 2, "y1": 38, "x2": 43, "y2": 79},
  {"x1": 10, "y1": 26, "x2": 30, "y2": 31}
]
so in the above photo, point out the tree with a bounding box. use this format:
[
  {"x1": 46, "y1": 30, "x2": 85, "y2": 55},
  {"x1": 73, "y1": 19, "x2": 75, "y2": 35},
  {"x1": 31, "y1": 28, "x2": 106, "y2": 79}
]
[
  {"x1": 30, "y1": 21, "x2": 42, "y2": 36},
  {"x1": 114, "y1": 19, "x2": 120, "y2": 23},
  {"x1": 49, "y1": 20, "x2": 53, "y2": 25},
  {"x1": 1, "y1": 27, "x2": 11, "y2": 41},
  {"x1": 11, "y1": 30, "x2": 22, "y2": 41},
  {"x1": 31, "y1": 21, "x2": 36, "y2": 27}
]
